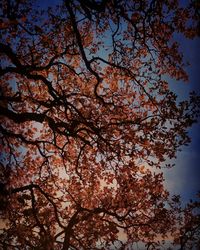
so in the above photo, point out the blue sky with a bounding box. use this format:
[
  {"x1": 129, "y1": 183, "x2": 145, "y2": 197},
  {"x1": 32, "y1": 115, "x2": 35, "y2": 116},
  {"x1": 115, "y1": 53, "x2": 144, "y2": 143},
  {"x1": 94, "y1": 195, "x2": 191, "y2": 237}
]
[{"x1": 164, "y1": 37, "x2": 200, "y2": 203}]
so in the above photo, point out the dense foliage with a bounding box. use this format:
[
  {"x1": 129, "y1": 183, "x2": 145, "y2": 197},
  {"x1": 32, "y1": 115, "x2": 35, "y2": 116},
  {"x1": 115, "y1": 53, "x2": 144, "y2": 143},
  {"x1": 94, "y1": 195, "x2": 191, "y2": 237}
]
[{"x1": 0, "y1": 0, "x2": 200, "y2": 249}]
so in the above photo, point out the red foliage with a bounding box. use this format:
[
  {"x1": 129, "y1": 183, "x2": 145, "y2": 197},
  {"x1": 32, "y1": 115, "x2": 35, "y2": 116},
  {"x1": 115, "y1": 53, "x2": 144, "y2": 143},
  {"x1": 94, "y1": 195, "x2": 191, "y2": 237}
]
[{"x1": 0, "y1": 0, "x2": 199, "y2": 249}]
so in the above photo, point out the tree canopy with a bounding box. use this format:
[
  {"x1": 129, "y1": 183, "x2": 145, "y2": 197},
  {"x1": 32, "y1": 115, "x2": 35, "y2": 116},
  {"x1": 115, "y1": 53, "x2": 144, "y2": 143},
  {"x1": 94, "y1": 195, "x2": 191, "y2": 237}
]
[{"x1": 0, "y1": 0, "x2": 200, "y2": 249}]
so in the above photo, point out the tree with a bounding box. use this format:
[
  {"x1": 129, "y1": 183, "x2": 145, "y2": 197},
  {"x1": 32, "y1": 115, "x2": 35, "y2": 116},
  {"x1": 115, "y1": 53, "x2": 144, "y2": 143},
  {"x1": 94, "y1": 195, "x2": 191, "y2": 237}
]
[
  {"x1": 170, "y1": 193, "x2": 200, "y2": 250},
  {"x1": 0, "y1": 0, "x2": 200, "y2": 249}
]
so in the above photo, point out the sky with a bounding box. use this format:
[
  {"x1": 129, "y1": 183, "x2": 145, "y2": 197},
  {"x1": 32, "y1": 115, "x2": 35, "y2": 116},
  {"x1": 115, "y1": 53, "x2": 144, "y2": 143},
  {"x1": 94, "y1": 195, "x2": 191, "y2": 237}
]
[{"x1": 164, "y1": 36, "x2": 200, "y2": 203}]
